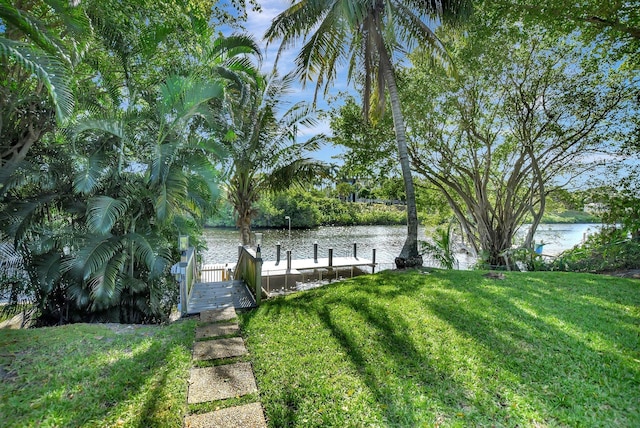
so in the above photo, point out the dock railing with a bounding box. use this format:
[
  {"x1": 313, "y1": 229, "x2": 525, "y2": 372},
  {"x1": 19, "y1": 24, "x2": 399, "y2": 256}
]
[
  {"x1": 177, "y1": 247, "x2": 197, "y2": 316},
  {"x1": 234, "y1": 245, "x2": 263, "y2": 305}
]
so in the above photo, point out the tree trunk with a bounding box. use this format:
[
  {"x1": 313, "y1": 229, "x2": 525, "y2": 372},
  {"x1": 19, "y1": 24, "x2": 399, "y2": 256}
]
[
  {"x1": 239, "y1": 213, "x2": 252, "y2": 246},
  {"x1": 379, "y1": 48, "x2": 422, "y2": 269}
]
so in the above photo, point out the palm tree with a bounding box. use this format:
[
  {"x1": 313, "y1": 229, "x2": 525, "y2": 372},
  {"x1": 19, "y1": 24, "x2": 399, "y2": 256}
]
[
  {"x1": 0, "y1": 0, "x2": 89, "y2": 192},
  {"x1": 265, "y1": 0, "x2": 471, "y2": 268},
  {"x1": 219, "y1": 72, "x2": 328, "y2": 246}
]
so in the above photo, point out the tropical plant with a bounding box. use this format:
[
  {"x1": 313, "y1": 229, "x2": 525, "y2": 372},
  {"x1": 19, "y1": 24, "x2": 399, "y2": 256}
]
[
  {"x1": 265, "y1": 0, "x2": 472, "y2": 268},
  {"x1": 0, "y1": 0, "x2": 90, "y2": 192},
  {"x1": 218, "y1": 71, "x2": 328, "y2": 246},
  {"x1": 421, "y1": 223, "x2": 457, "y2": 269}
]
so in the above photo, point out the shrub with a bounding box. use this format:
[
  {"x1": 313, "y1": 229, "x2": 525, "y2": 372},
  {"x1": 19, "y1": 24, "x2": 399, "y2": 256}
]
[{"x1": 551, "y1": 227, "x2": 640, "y2": 273}]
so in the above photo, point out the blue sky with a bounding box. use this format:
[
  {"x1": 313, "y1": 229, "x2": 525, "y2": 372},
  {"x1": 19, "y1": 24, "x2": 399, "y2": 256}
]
[{"x1": 234, "y1": 1, "x2": 351, "y2": 164}]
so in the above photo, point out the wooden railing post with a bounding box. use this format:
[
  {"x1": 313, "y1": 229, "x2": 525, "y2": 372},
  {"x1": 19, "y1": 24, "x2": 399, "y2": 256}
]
[
  {"x1": 179, "y1": 262, "x2": 187, "y2": 316},
  {"x1": 255, "y1": 246, "x2": 262, "y2": 305},
  {"x1": 372, "y1": 249, "x2": 377, "y2": 274}
]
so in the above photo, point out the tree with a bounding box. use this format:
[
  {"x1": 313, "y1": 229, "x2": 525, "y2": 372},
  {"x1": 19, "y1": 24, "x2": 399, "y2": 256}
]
[
  {"x1": 218, "y1": 72, "x2": 328, "y2": 246},
  {"x1": 485, "y1": 1, "x2": 640, "y2": 48},
  {"x1": 0, "y1": 0, "x2": 263, "y2": 323},
  {"x1": 330, "y1": 97, "x2": 397, "y2": 180},
  {"x1": 0, "y1": 0, "x2": 90, "y2": 192},
  {"x1": 265, "y1": 0, "x2": 472, "y2": 268},
  {"x1": 403, "y1": 28, "x2": 630, "y2": 269}
]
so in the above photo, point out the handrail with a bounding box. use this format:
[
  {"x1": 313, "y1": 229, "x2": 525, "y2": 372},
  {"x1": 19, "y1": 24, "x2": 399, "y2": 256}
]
[
  {"x1": 178, "y1": 247, "x2": 197, "y2": 316},
  {"x1": 234, "y1": 245, "x2": 263, "y2": 305}
]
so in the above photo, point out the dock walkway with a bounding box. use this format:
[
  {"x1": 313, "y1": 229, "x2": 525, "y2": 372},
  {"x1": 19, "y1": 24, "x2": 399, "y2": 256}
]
[
  {"x1": 261, "y1": 256, "x2": 374, "y2": 275},
  {"x1": 188, "y1": 280, "x2": 256, "y2": 315}
]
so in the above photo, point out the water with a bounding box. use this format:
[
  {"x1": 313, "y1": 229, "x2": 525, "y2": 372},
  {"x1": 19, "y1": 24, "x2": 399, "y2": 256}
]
[{"x1": 201, "y1": 223, "x2": 601, "y2": 269}]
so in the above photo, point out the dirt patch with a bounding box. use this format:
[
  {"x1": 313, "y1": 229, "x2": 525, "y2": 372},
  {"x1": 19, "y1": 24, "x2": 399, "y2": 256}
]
[
  {"x1": 101, "y1": 323, "x2": 154, "y2": 335},
  {"x1": 601, "y1": 269, "x2": 640, "y2": 279}
]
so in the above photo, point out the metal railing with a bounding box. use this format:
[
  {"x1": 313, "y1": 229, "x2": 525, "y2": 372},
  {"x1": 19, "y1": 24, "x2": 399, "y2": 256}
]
[
  {"x1": 178, "y1": 247, "x2": 197, "y2": 316},
  {"x1": 199, "y1": 264, "x2": 233, "y2": 282},
  {"x1": 234, "y1": 245, "x2": 263, "y2": 305}
]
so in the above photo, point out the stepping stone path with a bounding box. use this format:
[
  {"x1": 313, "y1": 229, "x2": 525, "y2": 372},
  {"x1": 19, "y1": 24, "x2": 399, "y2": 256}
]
[{"x1": 184, "y1": 308, "x2": 267, "y2": 428}]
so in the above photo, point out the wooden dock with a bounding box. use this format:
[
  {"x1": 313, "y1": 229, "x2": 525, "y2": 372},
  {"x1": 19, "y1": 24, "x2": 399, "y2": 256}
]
[
  {"x1": 188, "y1": 253, "x2": 377, "y2": 311},
  {"x1": 188, "y1": 280, "x2": 256, "y2": 314},
  {"x1": 261, "y1": 256, "x2": 374, "y2": 275},
  {"x1": 260, "y1": 256, "x2": 375, "y2": 295}
]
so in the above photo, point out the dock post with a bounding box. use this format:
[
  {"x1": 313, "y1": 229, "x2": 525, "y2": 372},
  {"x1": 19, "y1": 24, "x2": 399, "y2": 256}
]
[
  {"x1": 314, "y1": 242, "x2": 318, "y2": 263},
  {"x1": 286, "y1": 250, "x2": 292, "y2": 271},
  {"x1": 328, "y1": 248, "x2": 333, "y2": 267},
  {"x1": 372, "y1": 249, "x2": 376, "y2": 274},
  {"x1": 276, "y1": 243, "x2": 281, "y2": 265},
  {"x1": 353, "y1": 243, "x2": 357, "y2": 259},
  {"x1": 255, "y1": 246, "x2": 262, "y2": 305}
]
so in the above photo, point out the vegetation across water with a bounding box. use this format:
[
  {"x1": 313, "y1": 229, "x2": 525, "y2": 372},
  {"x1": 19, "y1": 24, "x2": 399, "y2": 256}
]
[{"x1": 240, "y1": 270, "x2": 640, "y2": 427}]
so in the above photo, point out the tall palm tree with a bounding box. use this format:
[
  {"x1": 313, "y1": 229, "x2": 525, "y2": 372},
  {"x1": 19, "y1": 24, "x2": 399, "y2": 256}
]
[
  {"x1": 265, "y1": 0, "x2": 471, "y2": 268},
  {"x1": 219, "y1": 72, "x2": 328, "y2": 246}
]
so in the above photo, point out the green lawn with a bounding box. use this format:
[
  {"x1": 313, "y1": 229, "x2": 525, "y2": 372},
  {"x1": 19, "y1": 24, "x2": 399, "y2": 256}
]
[
  {"x1": 1, "y1": 271, "x2": 637, "y2": 427},
  {"x1": 239, "y1": 270, "x2": 640, "y2": 427},
  {"x1": 0, "y1": 319, "x2": 196, "y2": 427}
]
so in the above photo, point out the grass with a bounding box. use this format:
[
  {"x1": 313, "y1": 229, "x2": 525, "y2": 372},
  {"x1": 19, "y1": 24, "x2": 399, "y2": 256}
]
[
  {"x1": 0, "y1": 319, "x2": 196, "y2": 427},
  {"x1": 239, "y1": 269, "x2": 640, "y2": 427}
]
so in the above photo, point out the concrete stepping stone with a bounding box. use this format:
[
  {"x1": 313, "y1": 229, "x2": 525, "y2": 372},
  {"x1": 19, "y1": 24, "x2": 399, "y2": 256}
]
[
  {"x1": 193, "y1": 337, "x2": 247, "y2": 361},
  {"x1": 188, "y1": 363, "x2": 258, "y2": 404},
  {"x1": 196, "y1": 323, "x2": 240, "y2": 340},
  {"x1": 183, "y1": 402, "x2": 267, "y2": 428},
  {"x1": 200, "y1": 307, "x2": 237, "y2": 323}
]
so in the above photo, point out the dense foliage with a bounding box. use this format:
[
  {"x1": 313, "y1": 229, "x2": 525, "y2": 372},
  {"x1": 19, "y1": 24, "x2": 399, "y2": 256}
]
[
  {"x1": 331, "y1": 4, "x2": 637, "y2": 270},
  {"x1": 0, "y1": 0, "x2": 261, "y2": 324},
  {"x1": 207, "y1": 189, "x2": 407, "y2": 229},
  {"x1": 551, "y1": 227, "x2": 640, "y2": 273}
]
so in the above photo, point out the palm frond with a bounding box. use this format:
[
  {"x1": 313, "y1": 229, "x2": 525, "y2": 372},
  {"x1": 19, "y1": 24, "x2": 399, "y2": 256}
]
[
  {"x1": 64, "y1": 235, "x2": 122, "y2": 282},
  {"x1": 0, "y1": 2, "x2": 69, "y2": 62},
  {"x1": 88, "y1": 251, "x2": 126, "y2": 309},
  {"x1": 73, "y1": 151, "x2": 108, "y2": 195},
  {"x1": 86, "y1": 196, "x2": 129, "y2": 234},
  {"x1": 0, "y1": 39, "x2": 73, "y2": 122},
  {"x1": 35, "y1": 252, "x2": 63, "y2": 294},
  {"x1": 72, "y1": 118, "x2": 125, "y2": 140},
  {"x1": 267, "y1": 158, "x2": 329, "y2": 193}
]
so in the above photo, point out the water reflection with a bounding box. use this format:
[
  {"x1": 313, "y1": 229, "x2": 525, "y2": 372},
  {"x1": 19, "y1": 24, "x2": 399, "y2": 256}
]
[{"x1": 201, "y1": 223, "x2": 601, "y2": 270}]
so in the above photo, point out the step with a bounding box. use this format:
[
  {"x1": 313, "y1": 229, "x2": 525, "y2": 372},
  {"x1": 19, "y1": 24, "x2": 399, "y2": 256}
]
[
  {"x1": 183, "y1": 402, "x2": 266, "y2": 428},
  {"x1": 200, "y1": 308, "x2": 237, "y2": 323},
  {"x1": 193, "y1": 337, "x2": 247, "y2": 361},
  {"x1": 196, "y1": 323, "x2": 239, "y2": 340},
  {"x1": 188, "y1": 362, "x2": 258, "y2": 404}
]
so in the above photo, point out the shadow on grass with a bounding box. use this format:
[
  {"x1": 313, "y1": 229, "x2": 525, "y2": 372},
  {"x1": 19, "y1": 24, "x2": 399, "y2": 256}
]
[
  {"x1": 0, "y1": 321, "x2": 194, "y2": 428},
  {"x1": 420, "y1": 272, "x2": 640, "y2": 425},
  {"x1": 241, "y1": 269, "x2": 640, "y2": 426}
]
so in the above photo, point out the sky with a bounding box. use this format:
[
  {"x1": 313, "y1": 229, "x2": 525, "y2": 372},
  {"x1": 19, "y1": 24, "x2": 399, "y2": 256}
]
[{"x1": 227, "y1": 0, "x2": 351, "y2": 164}]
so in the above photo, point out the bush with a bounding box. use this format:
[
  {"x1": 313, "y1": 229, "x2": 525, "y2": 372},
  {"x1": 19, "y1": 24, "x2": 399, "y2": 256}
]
[
  {"x1": 206, "y1": 190, "x2": 407, "y2": 228},
  {"x1": 551, "y1": 227, "x2": 640, "y2": 273}
]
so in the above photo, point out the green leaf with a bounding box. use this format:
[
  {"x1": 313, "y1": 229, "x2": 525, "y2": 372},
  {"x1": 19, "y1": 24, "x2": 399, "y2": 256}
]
[{"x1": 86, "y1": 196, "x2": 128, "y2": 234}]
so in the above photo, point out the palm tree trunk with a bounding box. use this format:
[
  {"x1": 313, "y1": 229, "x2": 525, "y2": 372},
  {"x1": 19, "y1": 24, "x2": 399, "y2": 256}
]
[{"x1": 379, "y1": 49, "x2": 422, "y2": 268}]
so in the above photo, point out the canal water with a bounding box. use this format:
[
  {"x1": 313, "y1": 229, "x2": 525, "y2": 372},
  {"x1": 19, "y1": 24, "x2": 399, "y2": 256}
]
[{"x1": 201, "y1": 223, "x2": 601, "y2": 270}]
